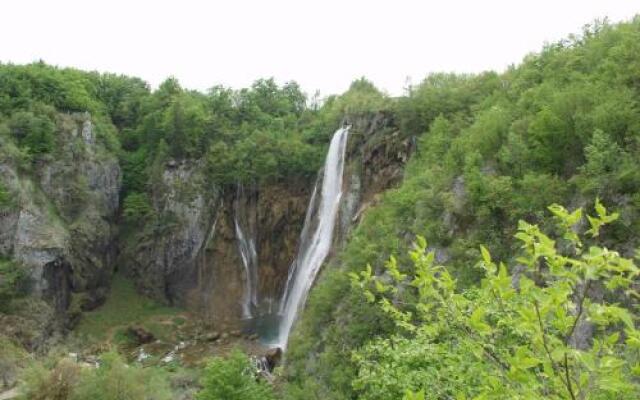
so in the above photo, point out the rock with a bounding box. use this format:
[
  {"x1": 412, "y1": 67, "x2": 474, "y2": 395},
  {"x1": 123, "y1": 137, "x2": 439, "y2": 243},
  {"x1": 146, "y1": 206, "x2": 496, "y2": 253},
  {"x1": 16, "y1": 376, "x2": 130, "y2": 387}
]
[
  {"x1": 220, "y1": 333, "x2": 229, "y2": 341},
  {"x1": 84, "y1": 355, "x2": 98, "y2": 365},
  {"x1": 81, "y1": 118, "x2": 94, "y2": 146},
  {"x1": 161, "y1": 351, "x2": 176, "y2": 363},
  {"x1": 128, "y1": 326, "x2": 155, "y2": 345},
  {"x1": 230, "y1": 330, "x2": 242, "y2": 337},
  {"x1": 248, "y1": 333, "x2": 259, "y2": 341},
  {"x1": 136, "y1": 348, "x2": 151, "y2": 362},
  {"x1": 264, "y1": 347, "x2": 282, "y2": 370},
  {"x1": 204, "y1": 332, "x2": 220, "y2": 342}
]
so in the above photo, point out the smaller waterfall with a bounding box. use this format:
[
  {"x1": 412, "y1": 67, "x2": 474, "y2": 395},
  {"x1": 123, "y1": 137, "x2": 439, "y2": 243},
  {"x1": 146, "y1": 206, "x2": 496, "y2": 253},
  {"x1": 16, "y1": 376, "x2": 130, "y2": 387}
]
[
  {"x1": 235, "y1": 184, "x2": 258, "y2": 319},
  {"x1": 276, "y1": 126, "x2": 350, "y2": 348}
]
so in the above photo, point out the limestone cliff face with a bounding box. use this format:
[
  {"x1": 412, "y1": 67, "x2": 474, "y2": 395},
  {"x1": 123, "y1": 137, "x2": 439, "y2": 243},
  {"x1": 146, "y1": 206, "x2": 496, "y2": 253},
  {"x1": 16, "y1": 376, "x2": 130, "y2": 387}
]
[
  {"x1": 334, "y1": 112, "x2": 414, "y2": 252},
  {"x1": 0, "y1": 113, "x2": 121, "y2": 349},
  {"x1": 124, "y1": 161, "x2": 221, "y2": 307},
  {"x1": 124, "y1": 167, "x2": 311, "y2": 325},
  {"x1": 188, "y1": 181, "x2": 311, "y2": 324},
  {"x1": 123, "y1": 112, "x2": 411, "y2": 327}
]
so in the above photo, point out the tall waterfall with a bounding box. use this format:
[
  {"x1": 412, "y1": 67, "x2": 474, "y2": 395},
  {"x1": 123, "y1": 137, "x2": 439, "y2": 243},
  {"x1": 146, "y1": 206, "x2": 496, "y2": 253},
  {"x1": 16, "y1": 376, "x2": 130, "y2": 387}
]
[
  {"x1": 276, "y1": 126, "x2": 350, "y2": 348},
  {"x1": 235, "y1": 184, "x2": 258, "y2": 319}
]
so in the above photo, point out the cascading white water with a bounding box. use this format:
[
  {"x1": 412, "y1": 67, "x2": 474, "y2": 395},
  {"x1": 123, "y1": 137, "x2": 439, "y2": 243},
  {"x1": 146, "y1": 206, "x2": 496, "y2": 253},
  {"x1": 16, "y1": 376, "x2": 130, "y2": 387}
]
[
  {"x1": 275, "y1": 126, "x2": 350, "y2": 348},
  {"x1": 235, "y1": 184, "x2": 258, "y2": 319},
  {"x1": 278, "y1": 183, "x2": 318, "y2": 315}
]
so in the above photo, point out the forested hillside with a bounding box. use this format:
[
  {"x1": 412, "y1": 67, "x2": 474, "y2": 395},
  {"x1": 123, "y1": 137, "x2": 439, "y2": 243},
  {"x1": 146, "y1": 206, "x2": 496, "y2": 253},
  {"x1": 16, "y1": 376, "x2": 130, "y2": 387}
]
[
  {"x1": 0, "y1": 16, "x2": 639, "y2": 400},
  {"x1": 283, "y1": 18, "x2": 640, "y2": 399}
]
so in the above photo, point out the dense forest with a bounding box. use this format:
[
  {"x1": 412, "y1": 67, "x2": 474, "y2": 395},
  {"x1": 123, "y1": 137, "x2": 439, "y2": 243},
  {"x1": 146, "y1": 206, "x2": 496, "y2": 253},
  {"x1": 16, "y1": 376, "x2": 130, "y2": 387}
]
[{"x1": 1, "y1": 16, "x2": 639, "y2": 400}]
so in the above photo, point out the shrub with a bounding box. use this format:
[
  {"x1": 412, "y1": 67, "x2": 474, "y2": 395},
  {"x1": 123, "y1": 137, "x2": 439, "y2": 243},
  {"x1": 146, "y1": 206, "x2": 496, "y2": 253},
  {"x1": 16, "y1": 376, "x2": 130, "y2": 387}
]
[
  {"x1": 9, "y1": 111, "x2": 56, "y2": 156},
  {"x1": 71, "y1": 351, "x2": 172, "y2": 400},
  {"x1": 0, "y1": 336, "x2": 27, "y2": 389},
  {"x1": 122, "y1": 192, "x2": 153, "y2": 223},
  {"x1": 0, "y1": 258, "x2": 28, "y2": 312},
  {"x1": 21, "y1": 358, "x2": 81, "y2": 400},
  {"x1": 0, "y1": 181, "x2": 13, "y2": 209},
  {"x1": 197, "y1": 350, "x2": 274, "y2": 400},
  {"x1": 351, "y1": 201, "x2": 640, "y2": 399}
]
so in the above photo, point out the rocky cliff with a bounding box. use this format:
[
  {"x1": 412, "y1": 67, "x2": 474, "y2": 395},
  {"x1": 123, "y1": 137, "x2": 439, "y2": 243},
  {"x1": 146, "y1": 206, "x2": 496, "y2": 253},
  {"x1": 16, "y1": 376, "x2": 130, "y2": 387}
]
[
  {"x1": 123, "y1": 163, "x2": 312, "y2": 326},
  {"x1": 335, "y1": 112, "x2": 414, "y2": 248},
  {"x1": 123, "y1": 112, "x2": 412, "y2": 328},
  {"x1": 0, "y1": 113, "x2": 121, "y2": 349}
]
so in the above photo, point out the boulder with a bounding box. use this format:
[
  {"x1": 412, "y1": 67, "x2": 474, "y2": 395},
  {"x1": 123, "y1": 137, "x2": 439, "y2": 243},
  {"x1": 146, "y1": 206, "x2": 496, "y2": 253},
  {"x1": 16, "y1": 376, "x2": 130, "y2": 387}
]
[
  {"x1": 264, "y1": 347, "x2": 282, "y2": 370},
  {"x1": 127, "y1": 326, "x2": 155, "y2": 345}
]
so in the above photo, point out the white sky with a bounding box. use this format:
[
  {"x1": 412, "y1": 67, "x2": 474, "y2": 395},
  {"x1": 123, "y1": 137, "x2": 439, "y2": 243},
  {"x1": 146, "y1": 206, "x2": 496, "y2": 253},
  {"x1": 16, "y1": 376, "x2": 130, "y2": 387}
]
[{"x1": 1, "y1": 1, "x2": 638, "y2": 96}]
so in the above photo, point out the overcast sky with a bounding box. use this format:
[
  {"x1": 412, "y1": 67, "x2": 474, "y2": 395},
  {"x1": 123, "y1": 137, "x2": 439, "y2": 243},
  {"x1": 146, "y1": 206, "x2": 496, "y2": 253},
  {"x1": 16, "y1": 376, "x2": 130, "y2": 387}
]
[{"x1": 1, "y1": 1, "x2": 637, "y2": 96}]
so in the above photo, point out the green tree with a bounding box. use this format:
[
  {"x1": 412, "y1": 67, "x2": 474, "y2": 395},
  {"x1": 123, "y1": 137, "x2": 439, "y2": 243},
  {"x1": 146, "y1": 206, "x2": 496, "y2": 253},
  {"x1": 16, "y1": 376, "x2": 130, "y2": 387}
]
[{"x1": 122, "y1": 192, "x2": 153, "y2": 223}]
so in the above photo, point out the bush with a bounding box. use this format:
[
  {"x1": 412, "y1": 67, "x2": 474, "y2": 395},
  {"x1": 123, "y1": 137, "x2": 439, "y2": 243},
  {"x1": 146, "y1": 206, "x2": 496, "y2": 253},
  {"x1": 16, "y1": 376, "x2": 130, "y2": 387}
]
[
  {"x1": 9, "y1": 111, "x2": 56, "y2": 156},
  {"x1": 351, "y1": 201, "x2": 640, "y2": 399},
  {"x1": 122, "y1": 192, "x2": 153, "y2": 223},
  {"x1": 0, "y1": 336, "x2": 27, "y2": 389},
  {"x1": 21, "y1": 358, "x2": 81, "y2": 400},
  {"x1": 0, "y1": 181, "x2": 13, "y2": 209},
  {"x1": 0, "y1": 258, "x2": 28, "y2": 312},
  {"x1": 20, "y1": 351, "x2": 172, "y2": 400},
  {"x1": 72, "y1": 352, "x2": 172, "y2": 400},
  {"x1": 197, "y1": 350, "x2": 274, "y2": 400}
]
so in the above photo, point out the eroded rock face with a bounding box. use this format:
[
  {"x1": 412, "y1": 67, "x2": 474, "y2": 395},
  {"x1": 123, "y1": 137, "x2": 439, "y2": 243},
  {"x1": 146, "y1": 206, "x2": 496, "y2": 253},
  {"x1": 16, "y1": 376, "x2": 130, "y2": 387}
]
[
  {"x1": 125, "y1": 160, "x2": 220, "y2": 307},
  {"x1": 188, "y1": 181, "x2": 311, "y2": 324},
  {"x1": 334, "y1": 112, "x2": 414, "y2": 249},
  {"x1": 125, "y1": 112, "x2": 412, "y2": 327},
  {"x1": 125, "y1": 165, "x2": 311, "y2": 325},
  {"x1": 0, "y1": 113, "x2": 121, "y2": 349}
]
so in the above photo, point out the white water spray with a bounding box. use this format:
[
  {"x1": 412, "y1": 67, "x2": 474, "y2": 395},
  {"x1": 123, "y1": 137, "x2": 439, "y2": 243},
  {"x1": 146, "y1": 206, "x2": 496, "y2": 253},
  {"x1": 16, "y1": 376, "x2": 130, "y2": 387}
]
[{"x1": 276, "y1": 126, "x2": 350, "y2": 348}]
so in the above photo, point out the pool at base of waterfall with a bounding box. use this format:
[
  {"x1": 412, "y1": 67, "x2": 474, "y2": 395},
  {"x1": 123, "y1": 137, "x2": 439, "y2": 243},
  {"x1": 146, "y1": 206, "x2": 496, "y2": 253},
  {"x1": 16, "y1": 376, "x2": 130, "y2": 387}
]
[{"x1": 242, "y1": 313, "x2": 283, "y2": 346}]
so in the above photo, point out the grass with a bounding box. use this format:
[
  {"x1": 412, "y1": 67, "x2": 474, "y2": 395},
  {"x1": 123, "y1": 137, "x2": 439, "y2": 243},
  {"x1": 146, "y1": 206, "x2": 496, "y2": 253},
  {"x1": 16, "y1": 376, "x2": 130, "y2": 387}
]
[{"x1": 75, "y1": 273, "x2": 181, "y2": 343}]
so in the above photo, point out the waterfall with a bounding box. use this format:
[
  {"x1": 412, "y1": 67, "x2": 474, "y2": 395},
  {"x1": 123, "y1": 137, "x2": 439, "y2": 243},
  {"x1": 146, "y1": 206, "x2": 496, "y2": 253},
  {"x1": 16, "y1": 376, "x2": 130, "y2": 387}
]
[
  {"x1": 235, "y1": 184, "x2": 258, "y2": 319},
  {"x1": 275, "y1": 126, "x2": 350, "y2": 348},
  {"x1": 277, "y1": 182, "x2": 318, "y2": 315}
]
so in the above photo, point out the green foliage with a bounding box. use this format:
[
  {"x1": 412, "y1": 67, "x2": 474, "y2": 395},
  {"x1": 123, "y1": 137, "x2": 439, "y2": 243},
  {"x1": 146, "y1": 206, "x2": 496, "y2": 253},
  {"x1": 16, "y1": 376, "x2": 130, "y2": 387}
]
[
  {"x1": 20, "y1": 351, "x2": 172, "y2": 400},
  {"x1": 122, "y1": 192, "x2": 153, "y2": 224},
  {"x1": 0, "y1": 336, "x2": 28, "y2": 389},
  {"x1": 330, "y1": 78, "x2": 390, "y2": 116},
  {"x1": 95, "y1": 73, "x2": 150, "y2": 129},
  {"x1": 351, "y1": 201, "x2": 640, "y2": 399},
  {"x1": 8, "y1": 109, "x2": 56, "y2": 156},
  {"x1": 0, "y1": 258, "x2": 28, "y2": 312},
  {"x1": 396, "y1": 72, "x2": 502, "y2": 136},
  {"x1": 72, "y1": 351, "x2": 172, "y2": 400},
  {"x1": 0, "y1": 181, "x2": 13, "y2": 209},
  {"x1": 21, "y1": 357, "x2": 81, "y2": 400},
  {"x1": 196, "y1": 350, "x2": 274, "y2": 400},
  {"x1": 0, "y1": 61, "x2": 103, "y2": 114}
]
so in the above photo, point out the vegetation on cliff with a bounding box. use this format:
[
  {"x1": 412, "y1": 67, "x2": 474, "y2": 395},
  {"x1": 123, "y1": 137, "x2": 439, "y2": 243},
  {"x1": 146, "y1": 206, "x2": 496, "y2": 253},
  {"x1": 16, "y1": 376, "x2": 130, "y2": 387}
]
[{"x1": 283, "y1": 17, "x2": 640, "y2": 399}]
